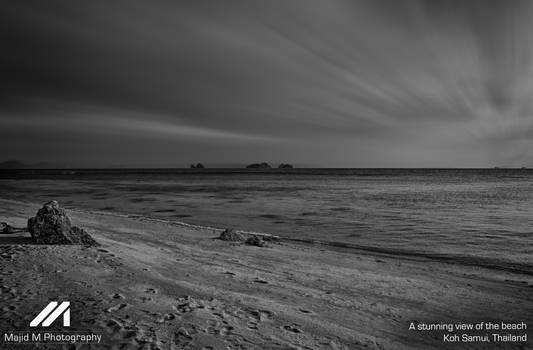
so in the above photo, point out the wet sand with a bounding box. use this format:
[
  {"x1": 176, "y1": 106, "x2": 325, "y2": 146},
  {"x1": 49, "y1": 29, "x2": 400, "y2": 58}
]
[{"x1": 0, "y1": 199, "x2": 532, "y2": 349}]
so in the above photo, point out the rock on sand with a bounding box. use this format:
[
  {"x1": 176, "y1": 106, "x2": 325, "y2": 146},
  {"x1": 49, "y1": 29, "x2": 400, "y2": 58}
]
[
  {"x1": 27, "y1": 200, "x2": 99, "y2": 246},
  {"x1": 218, "y1": 229, "x2": 245, "y2": 242},
  {"x1": 245, "y1": 235, "x2": 267, "y2": 247}
]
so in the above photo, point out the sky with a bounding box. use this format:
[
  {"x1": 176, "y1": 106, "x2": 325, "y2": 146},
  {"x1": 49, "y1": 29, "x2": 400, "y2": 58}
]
[{"x1": 2, "y1": 0, "x2": 533, "y2": 167}]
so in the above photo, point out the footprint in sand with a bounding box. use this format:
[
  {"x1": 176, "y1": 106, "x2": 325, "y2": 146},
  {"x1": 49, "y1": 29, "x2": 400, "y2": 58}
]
[
  {"x1": 176, "y1": 327, "x2": 192, "y2": 340},
  {"x1": 106, "y1": 303, "x2": 128, "y2": 313},
  {"x1": 174, "y1": 296, "x2": 204, "y2": 313},
  {"x1": 173, "y1": 324, "x2": 201, "y2": 348},
  {"x1": 0, "y1": 253, "x2": 13, "y2": 260},
  {"x1": 105, "y1": 319, "x2": 124, "y2": 331},
  {"x1": 101, "y1": 318, "x2": 159, "y2": 348},
  {"x1": 282, "y1": 325, "x2": 303, "y2": 334},
  {"x1": 251, "y1": 309, "x2": 274, "y2": 321},
  {"x1": 205, "y1": 318, "x2": 235, "y2": 337},
  {"x1": 241, "y1": 308, "x2": 274, "y2": 330},
  {"x1": 2, "y1": 304, "x2": 16, "y2": 311},
  {"x1": 219, "y1": 325, "x2": 233, "y2": 336},
  {"x1": 156, "y1": 313, "x2": 176, "y2": 323},
  {"x1": 254, "y1": 278, "x2": 268, "y2": 284},
  {"x1": 247, "y1": 321, "x2": 258, "y2": 330},
  {"x1": 0, "y1": 286, "x2": 17, "y2": 297}
]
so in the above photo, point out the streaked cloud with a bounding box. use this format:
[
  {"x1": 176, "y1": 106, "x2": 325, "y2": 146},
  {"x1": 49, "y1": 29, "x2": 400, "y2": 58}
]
[
  {"x1": 2, "y1": 0, "x2": 533, "y2": 166},
  {"x1": 0, "y1": 104, "x2": 280, "y2": 143}
]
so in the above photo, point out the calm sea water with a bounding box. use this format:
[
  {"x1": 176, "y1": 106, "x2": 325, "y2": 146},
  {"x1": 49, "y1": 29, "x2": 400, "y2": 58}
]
[{"x1": 1, "y1": 169, "x2": 532, "y2": 271}]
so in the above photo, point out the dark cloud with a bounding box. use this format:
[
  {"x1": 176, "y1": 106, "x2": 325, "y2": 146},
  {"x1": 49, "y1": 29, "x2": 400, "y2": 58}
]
[{"x1": 2, "y1": 0, "x2": 533, "y2": 167}]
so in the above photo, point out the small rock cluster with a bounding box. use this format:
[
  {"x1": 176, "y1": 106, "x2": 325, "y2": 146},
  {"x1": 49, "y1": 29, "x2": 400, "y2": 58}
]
[
  {"x1": 244, "y1": 235, "x2": 267, "y2": 247},
  {"x1": 27, "y1": 201, "x2": 99, "y2": 246},
  {"x1": 174, "y1": 296, "x2": 203, "y2": 313},
  {"x1": 218, "y1": 229, "x2": 270, "y2": 247},
  {"x1": 218, "y1": 229, "x2": 245, "y2": 242}
]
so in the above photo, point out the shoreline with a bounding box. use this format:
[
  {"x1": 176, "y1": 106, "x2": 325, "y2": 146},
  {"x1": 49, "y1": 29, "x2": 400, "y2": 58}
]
[
  {"x1": 0, "y1": 199, "x2": 532, "y2": 349},
  {"x1": 2, "y1": 197, "x2": 531, "y2": 277}
]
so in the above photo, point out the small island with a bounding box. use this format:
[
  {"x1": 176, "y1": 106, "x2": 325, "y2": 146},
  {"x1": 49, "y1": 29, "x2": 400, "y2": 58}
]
[
  {"x1": 245, "y1": 162, "x2": 272, "y2": 169},
  {"x1": 278, "y1": 163, "x2": 294, "y2": 169}
]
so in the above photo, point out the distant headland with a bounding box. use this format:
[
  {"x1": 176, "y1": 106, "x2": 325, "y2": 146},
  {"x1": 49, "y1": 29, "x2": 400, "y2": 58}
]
[{"x1": 0, "y1": 160, "x2": 51, "y2": 169}]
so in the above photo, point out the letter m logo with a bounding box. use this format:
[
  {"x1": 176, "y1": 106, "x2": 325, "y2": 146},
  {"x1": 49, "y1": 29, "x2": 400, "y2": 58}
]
[{"x1": 30, "y1": 301, "x2": 70, "y2": 327}]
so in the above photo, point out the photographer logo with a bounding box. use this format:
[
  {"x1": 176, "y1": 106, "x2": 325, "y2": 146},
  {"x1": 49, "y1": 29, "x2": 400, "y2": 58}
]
[{"x1": 29, "y1": 301, "x2": 70, "y2": 327}]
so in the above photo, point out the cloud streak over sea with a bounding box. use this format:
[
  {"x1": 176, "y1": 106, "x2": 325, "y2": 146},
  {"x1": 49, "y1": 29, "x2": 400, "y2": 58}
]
[{"x1": 3, "y1": 0, "x2": 533, "y2": 167}]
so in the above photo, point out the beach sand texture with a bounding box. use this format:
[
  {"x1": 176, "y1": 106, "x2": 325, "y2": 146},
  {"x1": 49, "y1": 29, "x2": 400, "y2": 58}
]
[{"x1": 0, "y1": 199, "x2": 532, "y2": 349}]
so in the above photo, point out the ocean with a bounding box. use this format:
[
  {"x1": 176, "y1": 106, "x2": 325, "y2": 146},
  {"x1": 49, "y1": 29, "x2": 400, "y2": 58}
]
[{"x1": 1, "y1": 168, "x2": 532, "y2": 273}]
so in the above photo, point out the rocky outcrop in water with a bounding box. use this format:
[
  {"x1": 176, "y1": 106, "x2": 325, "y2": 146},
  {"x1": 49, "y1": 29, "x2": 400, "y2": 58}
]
[
  {"x1": 27, "y1": 201, "x2": 99, "y2": 246},
  {"x1": 246, "y1": 162, "x2": 271, "y2": 169}
]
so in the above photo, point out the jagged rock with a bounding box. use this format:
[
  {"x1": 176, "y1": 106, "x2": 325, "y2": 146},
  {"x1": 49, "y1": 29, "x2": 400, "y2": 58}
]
[
  {"x1": 245, "y1": 235, "x2": 267, "y2": 247},
  {"x1": 27, "y1": 201, "x2": 99, "y2": 246},
  {"x1": 219, "y1": 229, "x2": 245, "y2": 242},
  {"x1": 246, "y1": 162, "x2": 271, "y2": 169},
  {"x1": 278, "y1": 163, "x2": 294, "y2": 169}
]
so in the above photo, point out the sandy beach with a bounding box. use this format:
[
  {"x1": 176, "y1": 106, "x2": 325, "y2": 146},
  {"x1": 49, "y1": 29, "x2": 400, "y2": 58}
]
[{"x1": 0, "y1": 198, "x2": 532, "y2": 349}]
